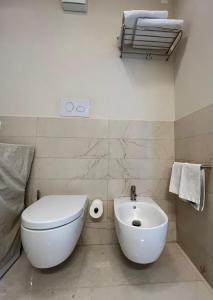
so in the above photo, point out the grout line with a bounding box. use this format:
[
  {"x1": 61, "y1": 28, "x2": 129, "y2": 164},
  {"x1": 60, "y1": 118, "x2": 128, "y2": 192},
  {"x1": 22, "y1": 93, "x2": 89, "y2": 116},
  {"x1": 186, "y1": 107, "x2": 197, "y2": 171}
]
[
  {"x1": 33, "y1": 157, "x2": 174, "y2": 161},
  {"x1": 74, "y1": 279, "x2": 206, "y2": 290},
  {"x1": 34, "y1": 157, "x2": 174, "y2": 162},
  {"x1": 0, "y1": 115, "x2": 175, "y2": 123},
  {"x1": 175, "y1": 131, "x2": 213, "y2": 140},
  {"x1": 34, "y1": 156, "x2": 109, "y2": 160},
  {"x1": 0, "y1": 135, "x2": 35, "y2": 138},
  {"x1": 35, "y1": 117, "x2": 39, "y2": 137},
  {"x1": 33, "y1": 178, "x2": 171, "y2": 181},
  {"x1": 26, "y1": 178, "x2": 171, "y2": 182},
  {"x1": 35, "y1": 136, "x2": 174, "y2": 140},
  {"x1": 106, "y1": 120, "x2": 110, "y2": 213},
  {"x1": 37, "y1": 136, "x2": 109, "y2": 140},
  {"x1": 27, "y1": 280, "x2": 208, "y2": 293},
  {"x1": 37, "y1": 136, "x2": 109, "y2": 139}
]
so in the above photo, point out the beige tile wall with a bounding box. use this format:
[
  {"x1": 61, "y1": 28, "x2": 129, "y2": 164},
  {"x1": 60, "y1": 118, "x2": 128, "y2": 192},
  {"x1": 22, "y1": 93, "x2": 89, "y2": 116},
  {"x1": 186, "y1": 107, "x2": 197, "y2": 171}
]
[
  {"x1": 0, "y1": 116, "x2": 175, "y2": 244},
  {"x1": 175, "y1": 103, "x2": 213, "y2": 287}
]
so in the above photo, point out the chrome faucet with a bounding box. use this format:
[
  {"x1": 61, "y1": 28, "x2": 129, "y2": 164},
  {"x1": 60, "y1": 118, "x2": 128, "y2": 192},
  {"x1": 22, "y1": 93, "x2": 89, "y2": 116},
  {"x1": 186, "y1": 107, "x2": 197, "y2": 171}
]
[{"x1": 130, "y1": 185, "x2": 137, "y2": 201}]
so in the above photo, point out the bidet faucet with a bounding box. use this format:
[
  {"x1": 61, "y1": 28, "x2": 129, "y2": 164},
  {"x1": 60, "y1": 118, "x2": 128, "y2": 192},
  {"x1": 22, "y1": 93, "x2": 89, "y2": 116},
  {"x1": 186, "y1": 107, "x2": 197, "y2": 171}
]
[{"x1": 130, "y1": 185, "x2": 137, "y2": 201}]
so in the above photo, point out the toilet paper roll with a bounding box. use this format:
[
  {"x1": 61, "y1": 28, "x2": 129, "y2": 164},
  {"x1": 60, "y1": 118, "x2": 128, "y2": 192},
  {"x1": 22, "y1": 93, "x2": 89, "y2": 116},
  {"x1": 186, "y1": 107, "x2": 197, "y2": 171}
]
[{"x1": 89, "y1": 199, "x2": 103, "y2": 219}]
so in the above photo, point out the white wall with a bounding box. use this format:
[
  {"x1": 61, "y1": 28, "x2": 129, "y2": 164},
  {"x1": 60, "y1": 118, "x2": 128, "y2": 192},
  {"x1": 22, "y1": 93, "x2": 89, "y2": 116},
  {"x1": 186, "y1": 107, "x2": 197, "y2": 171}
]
[
  {"x1": 0, "y1": 0, "x2": 175, "y2": 121},
  {"x1": 174, "y1": 0, "x2": 213, "y2": 120}
]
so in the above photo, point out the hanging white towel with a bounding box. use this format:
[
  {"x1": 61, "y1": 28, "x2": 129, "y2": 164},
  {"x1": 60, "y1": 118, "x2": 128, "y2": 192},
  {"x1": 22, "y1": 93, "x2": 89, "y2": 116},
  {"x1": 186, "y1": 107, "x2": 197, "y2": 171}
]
[
  {"x1": 190, "y1": 169, "x2": 205, "y2": 211},
  {"x1": 179, "y1": 163, "x2": 202, "y2": 209},
  {"x1": 169, "y1": 162, "x2": 184, "y2": 195}
]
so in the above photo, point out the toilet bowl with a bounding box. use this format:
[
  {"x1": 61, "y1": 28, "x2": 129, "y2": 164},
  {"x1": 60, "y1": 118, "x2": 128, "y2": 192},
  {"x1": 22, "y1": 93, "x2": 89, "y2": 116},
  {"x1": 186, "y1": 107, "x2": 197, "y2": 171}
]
[
  {"x1": 114, "y1": 197, "x2": 168, "y2": 264},
  {"x1": 21, "y1": 195, "x2": 87, "y2": 268}
]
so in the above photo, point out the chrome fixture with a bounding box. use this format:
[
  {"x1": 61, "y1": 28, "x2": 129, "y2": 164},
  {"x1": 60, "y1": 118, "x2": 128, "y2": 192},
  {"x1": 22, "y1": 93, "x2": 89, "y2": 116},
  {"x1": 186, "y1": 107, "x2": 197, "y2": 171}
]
[{"x1": 130, "y1": 185, "x2": 137, "y2": 201}]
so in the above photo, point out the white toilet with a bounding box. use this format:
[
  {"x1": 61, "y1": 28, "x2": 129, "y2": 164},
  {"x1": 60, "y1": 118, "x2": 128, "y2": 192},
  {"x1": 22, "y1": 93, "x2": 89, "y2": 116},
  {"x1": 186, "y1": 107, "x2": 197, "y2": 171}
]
[{"x1": 21, "y1": 195, "x2": 87, "y2": 268}]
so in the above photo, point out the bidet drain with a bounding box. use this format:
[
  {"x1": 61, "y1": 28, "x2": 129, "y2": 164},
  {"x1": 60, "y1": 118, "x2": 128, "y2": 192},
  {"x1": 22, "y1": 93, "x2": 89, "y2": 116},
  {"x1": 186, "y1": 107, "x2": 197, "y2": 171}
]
[{"x1": 132, "y1": 220, "x2": 142, "y2": 227}]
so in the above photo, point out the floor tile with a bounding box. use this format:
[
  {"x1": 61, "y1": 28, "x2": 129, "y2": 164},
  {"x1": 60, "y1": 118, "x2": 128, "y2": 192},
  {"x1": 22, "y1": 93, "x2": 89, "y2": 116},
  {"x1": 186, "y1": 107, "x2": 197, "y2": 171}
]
[
  {"x1": 88, "y1": 281, "x2": 213, "y2": 300},
  {"x1": 0, "y1": 255, "x2": 33, "y2": 294},
  {"x1": 0, "y1": 243, "x2": 212, "y2": 300},
  {"x1": 77, "y1": 244, "x2": 152, "y2": 288},
  {"x1": 31, "y1": 246, "x2": 85, "y2": 291},
  {"x1": 77, "y1": 243, "x2": 201, "y2": 288},
  {"x1": 31, "y1": 288, "x2": 78, "y2": 300}
]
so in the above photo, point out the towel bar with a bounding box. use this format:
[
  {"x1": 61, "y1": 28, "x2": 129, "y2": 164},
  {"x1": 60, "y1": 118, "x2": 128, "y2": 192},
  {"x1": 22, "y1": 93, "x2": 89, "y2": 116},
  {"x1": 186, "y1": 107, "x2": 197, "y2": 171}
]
[
  {"x1": 178, "y1": 162, "x2": 211, "y2": 169},
  {"x1": 201, "y1": 165, "x2": 211, "y2": 169}
]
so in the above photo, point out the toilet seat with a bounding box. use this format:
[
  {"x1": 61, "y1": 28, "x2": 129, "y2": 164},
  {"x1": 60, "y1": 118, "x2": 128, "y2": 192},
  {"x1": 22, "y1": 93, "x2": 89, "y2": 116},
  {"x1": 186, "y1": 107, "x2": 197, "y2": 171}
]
[{"x1": 22, "y1": 195, "x2": 87, "y2": 230}]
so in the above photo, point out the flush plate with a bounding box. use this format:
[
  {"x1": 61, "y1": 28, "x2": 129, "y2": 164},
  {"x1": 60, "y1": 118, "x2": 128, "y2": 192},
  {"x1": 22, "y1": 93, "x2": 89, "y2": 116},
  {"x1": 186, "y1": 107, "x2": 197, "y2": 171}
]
[{"x1": 60, "y1": 98, "x2": 90, "y2": 117}]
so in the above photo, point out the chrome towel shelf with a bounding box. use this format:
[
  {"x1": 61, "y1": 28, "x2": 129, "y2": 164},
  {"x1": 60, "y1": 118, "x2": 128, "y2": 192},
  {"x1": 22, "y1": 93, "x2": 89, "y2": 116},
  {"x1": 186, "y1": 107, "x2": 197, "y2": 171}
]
[{"x1": 118, "y1": 17, "x2": 183, "y2": 61}]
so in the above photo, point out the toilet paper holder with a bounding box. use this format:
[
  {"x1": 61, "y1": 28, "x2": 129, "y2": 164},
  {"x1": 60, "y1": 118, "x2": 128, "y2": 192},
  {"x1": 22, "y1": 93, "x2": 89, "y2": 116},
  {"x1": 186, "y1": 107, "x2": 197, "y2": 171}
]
[{"x1": 89, "y1": 199, "x2": 103, "y2": 219}]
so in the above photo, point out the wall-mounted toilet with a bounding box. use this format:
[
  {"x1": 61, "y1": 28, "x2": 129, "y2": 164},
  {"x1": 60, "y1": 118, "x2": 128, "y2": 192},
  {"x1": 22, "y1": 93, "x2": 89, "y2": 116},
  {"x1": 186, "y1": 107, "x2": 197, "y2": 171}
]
[{"x1": 21, "y1": 195, "x2": 87, "y2": 268}]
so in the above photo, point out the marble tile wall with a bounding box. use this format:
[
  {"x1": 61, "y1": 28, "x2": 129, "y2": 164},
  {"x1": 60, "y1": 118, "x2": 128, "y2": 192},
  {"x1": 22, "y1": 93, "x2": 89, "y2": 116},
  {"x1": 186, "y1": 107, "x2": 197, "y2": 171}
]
[
  {"x1": 0, "y1": 116, "x2": 175, "y2": 244},
  {"x1": 175, "y1": 103, "x2": 213, "y2": 287}
]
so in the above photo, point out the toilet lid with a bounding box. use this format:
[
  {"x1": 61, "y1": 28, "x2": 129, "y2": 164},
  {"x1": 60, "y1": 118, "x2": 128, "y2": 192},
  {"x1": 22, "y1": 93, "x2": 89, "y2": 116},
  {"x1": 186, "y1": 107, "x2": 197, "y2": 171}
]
[{"x1": 22, "y1": 195, "x2": 87, "y2": 230}]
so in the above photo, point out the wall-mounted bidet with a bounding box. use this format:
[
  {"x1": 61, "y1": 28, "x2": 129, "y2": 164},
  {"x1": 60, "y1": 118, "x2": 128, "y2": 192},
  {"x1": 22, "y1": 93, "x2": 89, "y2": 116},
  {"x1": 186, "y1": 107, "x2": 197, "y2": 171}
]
[
  {"x1": 114, "y1": 195, "x2": 168, "y2": 264},
  {"x1": 21, "y1": 195, "x2": 87, "y2": 268}
]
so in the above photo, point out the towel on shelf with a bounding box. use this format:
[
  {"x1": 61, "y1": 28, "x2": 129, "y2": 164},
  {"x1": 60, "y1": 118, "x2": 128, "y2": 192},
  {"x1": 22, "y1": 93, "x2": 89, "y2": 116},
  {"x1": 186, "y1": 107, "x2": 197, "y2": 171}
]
[
  {"x1": 179, "y1": 163, "x2": 204, "y2": 211},
  {"x1": 136, "y1": 18, "x2": 184, "y2": 30},
  {"x1": 169, "y1": 162, "x2": 184, "y2": 195},
  {"x1": 120, "y1": 10, "x2": 168, "y2": 46},
  {"x1": 133, "y1": 18, "x2": 184, "y2": 49},
  {"x1": 124, "y1": 10, "x2": 168, "y2": 28}
]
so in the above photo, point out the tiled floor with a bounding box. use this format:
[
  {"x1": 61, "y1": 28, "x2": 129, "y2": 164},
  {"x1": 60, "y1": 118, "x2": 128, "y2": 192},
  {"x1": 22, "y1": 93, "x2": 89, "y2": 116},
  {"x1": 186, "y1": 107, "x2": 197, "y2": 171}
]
[{"x1": 0, "y1": 243, "x2": 213, "y2": 300}]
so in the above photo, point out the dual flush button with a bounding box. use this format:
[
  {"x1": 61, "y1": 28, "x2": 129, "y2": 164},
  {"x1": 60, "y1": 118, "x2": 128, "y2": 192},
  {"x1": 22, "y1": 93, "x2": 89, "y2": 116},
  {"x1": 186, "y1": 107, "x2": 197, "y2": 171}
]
[{"x1": 60, "y1": 99, "x2": 90, "y2": 117}]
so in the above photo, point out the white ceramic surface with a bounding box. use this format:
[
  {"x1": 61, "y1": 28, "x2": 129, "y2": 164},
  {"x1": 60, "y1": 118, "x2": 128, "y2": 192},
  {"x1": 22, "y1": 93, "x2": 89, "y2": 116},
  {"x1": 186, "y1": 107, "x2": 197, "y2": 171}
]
[
  {"x1": 114, "y1": 197, "x2": 168, "y2": 264},
  {"x1": 22, "y1": 195, "x2": 87, "y2": 230},
  {"x1": 21, "y1": 195, "x2": 87, "y2": 268}
]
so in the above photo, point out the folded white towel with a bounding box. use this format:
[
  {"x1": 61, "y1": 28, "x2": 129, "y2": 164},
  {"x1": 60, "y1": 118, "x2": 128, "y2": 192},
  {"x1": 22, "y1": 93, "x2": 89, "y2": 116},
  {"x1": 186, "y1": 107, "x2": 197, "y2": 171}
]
[
  {"x1": 132, "y1": 19, "x2": 183, "y2": 49},
  {"x1": 136, "y1": 18, "x2": 184, "y2": 31},
  {"x1": 179, "y1": 163, "x2": 202, "y2": 208},
  {"x1": 124, "y1": 10, "x2": 168, "y2": 28},
  {"x1": 169, "y1": 162, "x2": 184, "y2": 195},
  {"x1": 120, "y1": 10, "x2": 168, "y2": 46}
]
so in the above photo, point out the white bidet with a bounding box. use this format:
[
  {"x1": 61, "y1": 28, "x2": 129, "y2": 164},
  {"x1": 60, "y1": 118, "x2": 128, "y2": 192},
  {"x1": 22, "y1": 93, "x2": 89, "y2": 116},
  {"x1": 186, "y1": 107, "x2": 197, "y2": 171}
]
[{"x1": 114, "y1": 197, "x2": 168, "y2": 264}]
